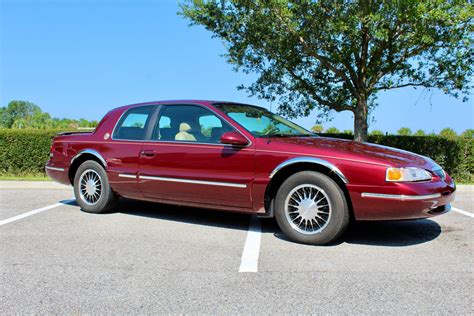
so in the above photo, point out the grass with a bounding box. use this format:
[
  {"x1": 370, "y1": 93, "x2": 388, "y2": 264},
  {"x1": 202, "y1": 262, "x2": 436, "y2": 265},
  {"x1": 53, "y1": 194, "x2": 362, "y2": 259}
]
[{"x1": 0, "y1": 174, "x2": 51, "y2": 181}]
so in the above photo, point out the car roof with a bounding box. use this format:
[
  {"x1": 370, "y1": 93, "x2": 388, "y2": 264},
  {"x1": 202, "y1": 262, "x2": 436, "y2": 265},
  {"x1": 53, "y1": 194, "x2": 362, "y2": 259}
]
[{"x1": 114, "y1": 100, "x2": 266, "y2": 111}]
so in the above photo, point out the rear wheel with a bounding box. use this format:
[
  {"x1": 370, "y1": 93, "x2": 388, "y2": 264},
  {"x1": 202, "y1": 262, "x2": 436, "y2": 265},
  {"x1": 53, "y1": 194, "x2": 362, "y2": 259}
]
[
  {"x1": 274, "y1": 171, "x2": 349, "y2": 245},
  {"x1": 73, "y1": 160, "x2": 117, "y2": 213}
]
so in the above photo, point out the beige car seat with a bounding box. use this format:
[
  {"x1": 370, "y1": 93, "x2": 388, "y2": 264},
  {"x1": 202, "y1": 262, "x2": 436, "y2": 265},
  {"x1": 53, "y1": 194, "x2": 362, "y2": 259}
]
[{"x1": 175, "y1": 122, "x2": 197, "y2": 141}]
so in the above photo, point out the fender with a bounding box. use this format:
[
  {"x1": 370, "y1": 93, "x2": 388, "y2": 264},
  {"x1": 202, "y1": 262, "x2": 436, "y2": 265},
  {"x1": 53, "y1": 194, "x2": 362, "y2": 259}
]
[
  {"x1": 70, "y1": 149, "x2": 108, "y2": 168},
  {"x1": 269, "y1": 157, "x2": 348, "y2": 184}
]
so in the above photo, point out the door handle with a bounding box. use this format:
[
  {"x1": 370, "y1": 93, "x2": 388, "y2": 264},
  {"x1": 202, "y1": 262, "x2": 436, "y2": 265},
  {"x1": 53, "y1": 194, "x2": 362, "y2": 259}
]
[{"x1": 140, "y1": 150, "x2": 155, "y2": 157}]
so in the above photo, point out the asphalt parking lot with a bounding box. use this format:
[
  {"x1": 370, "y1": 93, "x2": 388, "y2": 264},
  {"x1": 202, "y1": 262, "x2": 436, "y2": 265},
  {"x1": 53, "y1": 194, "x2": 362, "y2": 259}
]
[{"x1": 1, "y1": 181, "x2": 472, "y2": 314}]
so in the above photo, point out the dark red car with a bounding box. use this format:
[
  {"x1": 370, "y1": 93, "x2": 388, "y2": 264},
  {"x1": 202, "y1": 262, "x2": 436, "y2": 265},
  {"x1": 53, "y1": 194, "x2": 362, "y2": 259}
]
[{"x1": 46, "y1": 100, "x2": 456, "y2": 245}]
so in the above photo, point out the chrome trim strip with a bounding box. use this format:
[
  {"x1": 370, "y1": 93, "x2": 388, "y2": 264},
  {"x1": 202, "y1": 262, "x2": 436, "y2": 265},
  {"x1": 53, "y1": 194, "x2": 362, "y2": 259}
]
[
  {"x1": 45, "y1": 166, "x2": 65, "y2": 172},
  {"x1": 70, "y1": 149, "x2": 107, "y2": 167},
  {"x1": 269, "y1": 157, "x2": 349, "y2": 184},
  {"x1": 139, "y1": 175, "x2": 247, "y2": 188},
  {"x1": 361, "y1": 192, "x2": 442, "y2": 200},
  {"x1": 118, "y1": 174, "x2": 137, "y2": 179}
]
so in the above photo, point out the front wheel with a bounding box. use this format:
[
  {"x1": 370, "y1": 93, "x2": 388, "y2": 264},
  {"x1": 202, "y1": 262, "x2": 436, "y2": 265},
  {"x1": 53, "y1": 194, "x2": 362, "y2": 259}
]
[
  {"x1": 73, "y1": 160, "x2": 117, "y2": 213},
  {"x1": 274, "y1": 171, "x2": 349, "y2": 245}
]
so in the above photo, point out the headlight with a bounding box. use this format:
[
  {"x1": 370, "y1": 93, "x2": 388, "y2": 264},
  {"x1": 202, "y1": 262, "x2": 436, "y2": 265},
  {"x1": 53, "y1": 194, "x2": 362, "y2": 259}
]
[{"x1": 386, "y1": 167, "x2": 432, "y2": 182}]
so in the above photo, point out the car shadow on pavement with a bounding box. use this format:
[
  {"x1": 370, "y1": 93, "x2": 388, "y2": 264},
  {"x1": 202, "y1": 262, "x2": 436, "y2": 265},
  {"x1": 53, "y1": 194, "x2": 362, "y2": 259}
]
[
  {"x1": 114, "y1": 198, "x2": 253, "y2": 232},
  {"x1": 343, "y1": 219, "x2": 442, "y2": 247},
  {"x1": 270, "y1": 218, "x2": 442, "y2": 247},
  {"x1": 77, "y1": 198, "x2": 442, "y2": 247}
]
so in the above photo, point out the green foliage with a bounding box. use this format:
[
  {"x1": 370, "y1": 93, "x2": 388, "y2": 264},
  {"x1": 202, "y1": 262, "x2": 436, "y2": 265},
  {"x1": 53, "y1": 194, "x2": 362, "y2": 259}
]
[
  {"x1": 201, "y1": 126, "x2": 213, "y2": 137},
  {"x1": 397, "y1": 127, "x2": 412, "y2": 136},
  {"x1": 439, "y1": 127, "x2": 457, "y2": 139},
  {"x1": 181, "y1": 0, "x2": 473, "y2": 141},
  {"x1": 342, "y1": 129, "x2": 353, "y2": 135},
  {"x1": 262, "y1": 123, "x2": 280, "y2": 135},
  {"x1": 318, "y1": 133, "x2": 473, "y2": 183},
  {"x1": 325, "y1": 127, "x2": 340, "y2": 133},
  {"x1": 0, "y1": 129, "x2": 472, "y2": 182},
  {"x1": 1, "y1": 100, "x2": 41, "y2": 128},
  {"x1": 414, "y1": 129, "x2": 426, "y2": 136},
  {"x1": 311, "y1": 124, "x2": 324, "y2": 133},
  {"x1": 370, "y1": 129, "x2": 384, "y2": 136},
  {"x1": 0, "y1": 129, "x2": 59, "y2": 175},
  {"x1": 0, "y1": 100, "x2": 98, "y2": 130},
  {"x1": 461, "y1": 129, "x2": 474, "y2": 138}
]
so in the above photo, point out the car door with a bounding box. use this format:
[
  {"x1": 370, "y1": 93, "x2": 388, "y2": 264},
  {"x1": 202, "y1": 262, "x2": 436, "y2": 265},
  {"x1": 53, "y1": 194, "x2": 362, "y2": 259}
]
[
  {"x1": 105, "y1": 105, "x2": 156, "y2": 198},
  {"x1": 138, "y1": 104, "x2": 255, "y2": 209}
]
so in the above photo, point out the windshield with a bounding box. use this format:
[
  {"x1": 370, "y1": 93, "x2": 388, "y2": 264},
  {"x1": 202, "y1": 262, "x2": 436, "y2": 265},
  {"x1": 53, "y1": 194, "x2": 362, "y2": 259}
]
[{"x1": 215, "y1": 103, "x2": 313, "y2": 137}]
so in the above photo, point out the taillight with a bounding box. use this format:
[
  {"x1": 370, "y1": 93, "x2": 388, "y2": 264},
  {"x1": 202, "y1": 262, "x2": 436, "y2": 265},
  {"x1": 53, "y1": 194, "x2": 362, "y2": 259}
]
[{"x1": 50, "y1": 137, "x2": 60, "y2": 157}]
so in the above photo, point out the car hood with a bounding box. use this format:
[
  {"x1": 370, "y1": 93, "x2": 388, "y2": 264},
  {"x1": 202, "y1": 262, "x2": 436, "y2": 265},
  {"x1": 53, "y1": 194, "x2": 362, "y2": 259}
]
[{"x1": 266, "y1": 136, "x2": 436, "y2": 169}]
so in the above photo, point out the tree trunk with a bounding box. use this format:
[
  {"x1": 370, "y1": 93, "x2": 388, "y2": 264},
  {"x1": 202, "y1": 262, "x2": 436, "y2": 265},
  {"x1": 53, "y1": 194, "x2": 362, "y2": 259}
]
[{"x1": 353, "y1": 99, "x2": 368, "y2": 142}]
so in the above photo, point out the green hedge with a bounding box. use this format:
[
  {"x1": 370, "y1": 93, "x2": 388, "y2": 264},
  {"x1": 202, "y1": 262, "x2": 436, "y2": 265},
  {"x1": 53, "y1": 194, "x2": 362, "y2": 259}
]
[
  {"x1": 0, "y1": 129, "x2": 59, "y2": 176},
  {"x1": 0, "y1": 129, "x2": 472, "y2": 182},
  {"x1": 319, "y1": 133, "x2": 473, "y2": 183}
]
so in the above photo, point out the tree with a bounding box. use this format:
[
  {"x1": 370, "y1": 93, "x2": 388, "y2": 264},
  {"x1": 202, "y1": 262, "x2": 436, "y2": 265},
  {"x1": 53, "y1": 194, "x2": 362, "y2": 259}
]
[
  {"x1": 461, "y1": 129, "x2": 474, "y2": 138},
  {"x1": 262, "y1": 123, "x2": 280, "y2": 135},
  {"x1": 181, "y1": 1, "x2": 473, "y2": 142},
  {"x1": 1, "y1": 100, "x2": 41, "y2": 128},
  {"x1": 414, "y1": 129, "x2": 426, "y2": 136},
  {"x1": 370, "y1": 129, "x2": 384, "y2": 136},
  {"x1": 439, "y1": 127, "x2": 457, "y2": 138},
  {"x1": 0, "y1": 107, "x2": 4, "y2": 128},
  {"x1": 311, "y1": 124, "x2": 324, "y2": 133},
  {"x1": 397, "y1": 127, "x2": 412, "y2": 136},
  {"x1": 0, "y1": 100, "x2": 98, "y2": 129},
  {"x1": 343, "y1": 129, "x2": 353, "y2": 135},
  {"x1": 326, "y1": 127, "x2": 340, "y2": 134}
]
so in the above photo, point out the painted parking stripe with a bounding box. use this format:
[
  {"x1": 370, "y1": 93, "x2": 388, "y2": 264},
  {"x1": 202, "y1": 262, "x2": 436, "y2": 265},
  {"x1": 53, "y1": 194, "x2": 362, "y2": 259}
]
[
  {"x1": 239, "y1": 215, "x2": 262, "y2": 273},
  {"x1": 452, "y1": 207, "x2": 474, "y2": 218},
  {"x1": 0, "y1": 199, "x2": 75, "y2": 226}
]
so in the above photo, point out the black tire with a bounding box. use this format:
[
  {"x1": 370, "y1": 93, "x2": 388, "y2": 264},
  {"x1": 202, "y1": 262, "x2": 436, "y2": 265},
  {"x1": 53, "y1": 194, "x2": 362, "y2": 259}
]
[
  {"x1": 73, "y1": 160, "x2": 117, "y2": 213},
  {"x1": 274, "y1": 171, "x2": 349, "y2": 245}
]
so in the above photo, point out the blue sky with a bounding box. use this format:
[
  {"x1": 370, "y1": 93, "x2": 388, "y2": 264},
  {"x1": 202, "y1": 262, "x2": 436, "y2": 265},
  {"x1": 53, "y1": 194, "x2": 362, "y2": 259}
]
[{"x1": 1, "y1": 0, "x2": 472, "y2": 133}]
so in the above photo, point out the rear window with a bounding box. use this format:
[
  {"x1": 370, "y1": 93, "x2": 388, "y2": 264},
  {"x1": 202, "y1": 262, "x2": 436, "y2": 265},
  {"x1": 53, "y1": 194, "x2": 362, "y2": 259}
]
[{"x1": 113, "y1": 106, "x2": 154, "y2": 140}]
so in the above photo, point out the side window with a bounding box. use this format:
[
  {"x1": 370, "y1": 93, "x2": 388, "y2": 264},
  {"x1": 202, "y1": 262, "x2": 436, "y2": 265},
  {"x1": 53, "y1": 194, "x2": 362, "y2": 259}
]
[
  {"x1": 113, "y1": 106, "x2": 154, "y2": 140},
  {"x1": 158, "y1": 116, "x2": 171, "y2": 128},
  {"x1": 199, "y1": 115, "x2": 222, "y2": 137},
  {"x1": 153, "y1": 105, "x2": 233, "y2": 144}
]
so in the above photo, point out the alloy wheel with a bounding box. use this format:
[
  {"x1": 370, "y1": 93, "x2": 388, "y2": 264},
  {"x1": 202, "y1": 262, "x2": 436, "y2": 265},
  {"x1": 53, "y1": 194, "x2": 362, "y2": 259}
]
[
  {"x1": 284, "y1": 184, "x2": 332, "y2": 234},
  {"x1": 79, "y1": 169, "x2": 103, "y2": 205}
]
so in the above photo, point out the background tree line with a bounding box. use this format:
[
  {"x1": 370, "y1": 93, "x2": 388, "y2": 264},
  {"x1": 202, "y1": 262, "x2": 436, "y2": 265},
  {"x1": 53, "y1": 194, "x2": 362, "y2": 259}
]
[
  {"x1": 311, "y1": 124, "x2": 474, "y2": 138},
  {"x1": 0, "y1": 100, "x2": 98, "y2": 130},
  {"x1": 2, "y1": 100, "x2": 471, "y2": 139}
]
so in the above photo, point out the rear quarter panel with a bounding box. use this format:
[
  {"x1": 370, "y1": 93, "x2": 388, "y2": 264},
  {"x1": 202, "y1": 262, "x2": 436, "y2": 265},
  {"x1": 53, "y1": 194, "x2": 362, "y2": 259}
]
[{"x1": 47, "y1": 107, "x2": 143, "y2": 195}]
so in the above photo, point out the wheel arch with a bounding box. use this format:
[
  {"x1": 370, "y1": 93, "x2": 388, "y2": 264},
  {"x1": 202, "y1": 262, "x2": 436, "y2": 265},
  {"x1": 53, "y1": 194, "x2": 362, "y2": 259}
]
[
  {"x1": 68, "y1": 149, "x2": 107, "y2": 184},
  {"x1": 264, "y1": 157, "x2": 354, "y2": 219}
]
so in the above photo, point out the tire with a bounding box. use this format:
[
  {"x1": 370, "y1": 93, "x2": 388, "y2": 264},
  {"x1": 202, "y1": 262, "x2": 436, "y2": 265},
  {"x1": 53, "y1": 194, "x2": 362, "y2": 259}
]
[
  {"x1": 73, "y1": 160, "x2": 117, "y2": 213},
  {"x1": 274, "y1": 171, "x2": 349, "y2": 245}
]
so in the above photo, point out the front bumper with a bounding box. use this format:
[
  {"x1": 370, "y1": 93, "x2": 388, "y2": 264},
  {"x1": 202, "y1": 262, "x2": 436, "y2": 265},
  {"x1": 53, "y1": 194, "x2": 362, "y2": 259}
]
[{"x1": 349, "y1": 178, "x2": 456, "y2": 220}]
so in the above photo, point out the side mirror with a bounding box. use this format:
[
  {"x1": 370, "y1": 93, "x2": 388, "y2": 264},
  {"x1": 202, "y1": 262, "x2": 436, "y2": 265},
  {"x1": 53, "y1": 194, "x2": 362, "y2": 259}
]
[{"x1": 220, "y1": 131, "x2": 249, "y2": 146}]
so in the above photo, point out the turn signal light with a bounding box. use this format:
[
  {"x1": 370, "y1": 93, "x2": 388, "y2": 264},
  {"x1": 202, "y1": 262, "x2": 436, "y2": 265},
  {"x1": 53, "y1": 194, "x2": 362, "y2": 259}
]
[{"x1": 387, "y1": 168, "x2": 402, "y2": 181}]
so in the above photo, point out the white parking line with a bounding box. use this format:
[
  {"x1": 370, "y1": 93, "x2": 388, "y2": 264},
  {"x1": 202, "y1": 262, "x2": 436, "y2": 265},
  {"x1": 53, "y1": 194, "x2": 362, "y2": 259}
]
[
  {"x1": 239, "y1": 215, "x2": 262, "y2": 273},
  {"x1": 0, "y1": 199, "x2": 75, "y2": 226},
  {"x1": 452, "y1": 207, "x2": 474, "y2": 218}
]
